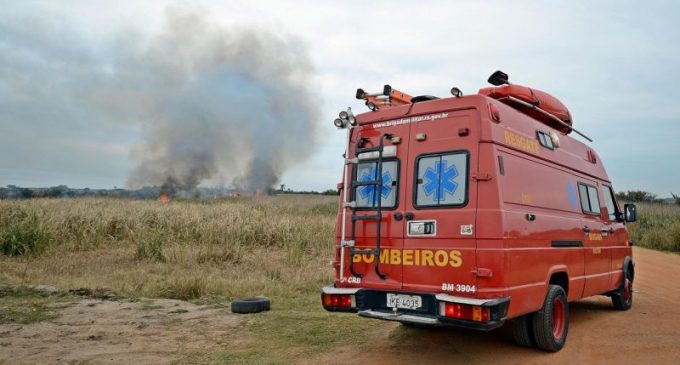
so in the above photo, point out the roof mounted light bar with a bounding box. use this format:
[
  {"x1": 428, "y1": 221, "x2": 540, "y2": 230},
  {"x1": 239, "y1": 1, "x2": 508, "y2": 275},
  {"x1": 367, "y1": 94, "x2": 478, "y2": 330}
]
[{"x1": 334, "y1": 108, "x2": 357, "y2": 129}]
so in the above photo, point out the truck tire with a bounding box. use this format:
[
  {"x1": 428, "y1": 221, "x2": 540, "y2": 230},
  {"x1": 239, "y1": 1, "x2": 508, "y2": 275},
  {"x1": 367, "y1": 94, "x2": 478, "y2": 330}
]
[
  {"x1": 511, "y1": 314, "x2": 535, "y2": 348},
  {"x1": 531, "y1": 285, "x2": 569, "y2": 352},
  {"x1": 612, "y1": 267, "x2": 633, "y2": 310},
  {"x1": 231, "y1": 297, "x2": 271, "y2": 314}
]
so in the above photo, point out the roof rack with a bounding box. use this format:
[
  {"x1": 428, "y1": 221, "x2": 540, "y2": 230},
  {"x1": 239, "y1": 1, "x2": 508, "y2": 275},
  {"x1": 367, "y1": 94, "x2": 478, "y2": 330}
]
[{"x1": 502, "y1": 96, "x2": 593, "y2": 142}]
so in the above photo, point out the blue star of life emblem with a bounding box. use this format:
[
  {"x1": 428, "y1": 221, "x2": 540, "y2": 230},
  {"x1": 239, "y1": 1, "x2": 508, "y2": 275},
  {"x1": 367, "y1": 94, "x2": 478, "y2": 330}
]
[
  {"x1": 423, "y1": 160, "x2": 458, "y2": 202},
  {"x1": 359, "y1": 167, "x2": 392, "y2": 205}
]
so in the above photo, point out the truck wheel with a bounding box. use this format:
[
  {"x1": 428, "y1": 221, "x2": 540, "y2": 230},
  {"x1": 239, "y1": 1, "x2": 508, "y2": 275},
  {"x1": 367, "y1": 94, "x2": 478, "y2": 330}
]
[
  {"x1": 231, "y1": 297, "x2": 271, "y2": 314},
  {"x1": 531, "y1": 285, "x2": 569, "y2": 352},
  {"x1": 612, "y1": 268, "x2": 633, "y2": 310},
  {"x1": 511, "y1": 314, "x2": 535, "y2": 348}
]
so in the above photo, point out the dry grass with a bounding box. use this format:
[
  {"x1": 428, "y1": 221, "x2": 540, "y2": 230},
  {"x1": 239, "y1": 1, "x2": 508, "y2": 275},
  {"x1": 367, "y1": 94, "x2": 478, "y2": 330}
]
[
  {"x1": 628, "y1": 202, "x2": 680, "y2": 252},
  {"x1": 0, "y1": 195, "x2": 338, "y2": 302},
  {"x1": 1, "y1": 197, "x2": 678, "y2": 303}
]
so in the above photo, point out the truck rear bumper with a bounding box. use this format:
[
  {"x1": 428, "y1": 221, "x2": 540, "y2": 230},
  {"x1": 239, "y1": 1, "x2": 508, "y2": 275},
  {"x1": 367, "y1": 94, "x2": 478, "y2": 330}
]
[
  {"x1": 321, "y1": 286, "x2": 510, "y2": 331},
  {"x1": 358, "y1": 309, "x2": 439, "y2": 325}
]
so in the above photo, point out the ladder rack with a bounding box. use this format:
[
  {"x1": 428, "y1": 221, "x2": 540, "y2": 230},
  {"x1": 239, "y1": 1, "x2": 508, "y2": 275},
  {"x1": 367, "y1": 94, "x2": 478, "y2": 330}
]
[
  {"x1": 356, "y1": 85, "x2": 413, "y2": 111},
  {"x1": 339, "y1": 132, "x2": 393, "y2": 281}
]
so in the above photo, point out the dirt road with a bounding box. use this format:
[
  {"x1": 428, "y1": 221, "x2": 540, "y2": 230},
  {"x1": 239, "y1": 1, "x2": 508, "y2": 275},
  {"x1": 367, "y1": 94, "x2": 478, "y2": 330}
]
[
  {"x1": 0, "y1": 298, "x2": 240, "y2": 365},
  {"x1": 1, "y1": 246, "x2": 679, "y2": 364},
  {"x1": 318, "y1": 246, "x2": 680, "y2": 365}
]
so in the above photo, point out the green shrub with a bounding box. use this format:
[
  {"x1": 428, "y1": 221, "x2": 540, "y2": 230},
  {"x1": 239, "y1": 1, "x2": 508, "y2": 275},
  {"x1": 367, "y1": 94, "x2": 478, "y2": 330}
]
[
  {"x1": 135, "y1": 232, "x2": 166, "y2": 262},
  {"x1": 1, "y1": 210, "x2": 51, "y2": 256}
]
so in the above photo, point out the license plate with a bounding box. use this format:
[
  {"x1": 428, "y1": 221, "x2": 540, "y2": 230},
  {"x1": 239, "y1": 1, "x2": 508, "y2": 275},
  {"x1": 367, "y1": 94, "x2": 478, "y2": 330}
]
[{"x1": 386, "y1": 293, "x2": 422, "y2": 310}]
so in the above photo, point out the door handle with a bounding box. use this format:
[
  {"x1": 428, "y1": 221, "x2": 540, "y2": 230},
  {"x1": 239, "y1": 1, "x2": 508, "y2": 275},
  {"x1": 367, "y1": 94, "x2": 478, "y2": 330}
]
[
  {"x1": 405, "y1": 212, "x2": 415, "y2": 221},
  {"x1": 393, "y1": 212, "x2": 403, "y2": 221},
  {"x1": 582, "y1": 226, "x2": 591, "y2": 233}
]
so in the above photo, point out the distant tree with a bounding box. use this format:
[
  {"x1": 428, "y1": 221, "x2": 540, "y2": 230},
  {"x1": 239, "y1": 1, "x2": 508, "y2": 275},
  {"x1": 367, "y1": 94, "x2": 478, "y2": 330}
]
[
  {"x1": 46, "y1": 185, "x2": 68, "y2": 198},
  {"x1": 19, "y1": 188, "x2": 34, "y2": 199},
  {"x1": 321, "y1": 189, "x2": 340, "y2": 196},
  {"x1": 615, "y1": 190, "x2": 658, "y2": 202},
  {"x1": 672, "y1": 193, "x2": 680, "y2": 206}
]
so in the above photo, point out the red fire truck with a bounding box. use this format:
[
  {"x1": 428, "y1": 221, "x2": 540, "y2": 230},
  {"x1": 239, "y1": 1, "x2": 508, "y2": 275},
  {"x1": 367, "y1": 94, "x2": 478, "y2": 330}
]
[{"x1": 321, "y1": 71, "x2": 637, "y2": 352}]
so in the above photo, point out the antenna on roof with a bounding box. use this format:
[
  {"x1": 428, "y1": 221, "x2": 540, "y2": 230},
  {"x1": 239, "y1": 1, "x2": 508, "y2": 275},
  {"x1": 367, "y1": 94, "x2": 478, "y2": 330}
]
[{"x1": 488, "y1": 70, "x2": 510, "y2": 85}]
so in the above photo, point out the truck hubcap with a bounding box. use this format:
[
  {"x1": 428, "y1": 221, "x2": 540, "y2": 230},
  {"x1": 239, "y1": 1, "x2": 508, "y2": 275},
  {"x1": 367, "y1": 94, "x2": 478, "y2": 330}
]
[{"x1": 551, "y1": 298, "x2": 566, "y2": 340}]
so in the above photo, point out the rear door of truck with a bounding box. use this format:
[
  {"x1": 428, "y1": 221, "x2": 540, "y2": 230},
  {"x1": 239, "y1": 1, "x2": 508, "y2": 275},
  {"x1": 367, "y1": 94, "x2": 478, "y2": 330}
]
[
  {"x1": 401, "y1": 108, "x2": 479, "y2": 294},
  {"x1": 346, "y1": 121, "x2": 409, "y2": 290}
]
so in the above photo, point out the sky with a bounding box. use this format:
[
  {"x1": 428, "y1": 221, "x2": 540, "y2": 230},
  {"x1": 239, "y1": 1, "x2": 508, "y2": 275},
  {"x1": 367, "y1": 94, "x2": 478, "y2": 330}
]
[{"x1": 1, "y1": 0, "x2": 679, "y2": 196}]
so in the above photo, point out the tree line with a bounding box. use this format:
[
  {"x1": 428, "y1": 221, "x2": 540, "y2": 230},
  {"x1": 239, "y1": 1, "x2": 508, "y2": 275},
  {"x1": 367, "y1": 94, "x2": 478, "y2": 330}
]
[{"x1": 616, "y1": 190, "x2": 680, "y2": 205}]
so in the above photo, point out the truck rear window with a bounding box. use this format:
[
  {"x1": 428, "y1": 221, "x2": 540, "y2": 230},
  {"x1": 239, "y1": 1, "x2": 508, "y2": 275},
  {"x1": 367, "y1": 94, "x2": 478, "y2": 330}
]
[
  {"x1": 353, "y1": 160, "x2": 398, "y2": 209},
  {"x1": 414, "y1": 151, "x2": 468, "y2": 208}
]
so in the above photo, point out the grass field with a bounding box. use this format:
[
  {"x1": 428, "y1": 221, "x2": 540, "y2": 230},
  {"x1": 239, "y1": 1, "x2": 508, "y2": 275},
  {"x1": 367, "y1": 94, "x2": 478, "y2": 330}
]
[
  {"x1": 1, "y1": 197, "x2": 678, "y2": 298},
  {"x1": 0, "y1": 196, "x2": 338, "y2": 299},
  {"x1": 0, "y1": 196, "x2": 678, "y2": 363},
  {"x1": 627, "y1": 202, "x2": 680, "y2": 252},
  {"x1": 0, "y1": 195, "x2": 373, "y2": 363}
]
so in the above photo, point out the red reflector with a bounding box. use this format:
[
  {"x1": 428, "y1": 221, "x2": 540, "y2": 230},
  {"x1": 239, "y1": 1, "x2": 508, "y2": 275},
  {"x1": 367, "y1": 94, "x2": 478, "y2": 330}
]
[
  {"x1": 322, "y1": 293, "x2": 353, "y2": 308},
  {"x1": 443, "y1": 303, "x2": 490, "y2": 322}
]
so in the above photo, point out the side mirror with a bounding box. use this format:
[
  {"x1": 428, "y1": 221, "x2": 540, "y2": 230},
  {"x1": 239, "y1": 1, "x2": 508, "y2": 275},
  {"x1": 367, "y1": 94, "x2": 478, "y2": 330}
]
[{"x1": 624, "y1": 203, "x2": 637, "y2": 222}]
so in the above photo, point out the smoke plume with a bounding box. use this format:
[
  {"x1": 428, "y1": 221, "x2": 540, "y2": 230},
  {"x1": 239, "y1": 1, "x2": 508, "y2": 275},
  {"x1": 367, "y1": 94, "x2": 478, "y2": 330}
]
[
  {"x1": 0, "y1": 7, "x2": 319, "y2": 192},
  {"x1": 123, "y1": 10, "x2": 319, "y2": 192}
]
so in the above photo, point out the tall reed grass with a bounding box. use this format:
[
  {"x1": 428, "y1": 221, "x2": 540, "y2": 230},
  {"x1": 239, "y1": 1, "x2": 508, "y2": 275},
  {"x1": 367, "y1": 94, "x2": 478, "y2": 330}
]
[{"x1": 0, "y1": 196, "x2": 338, "y2": 301}]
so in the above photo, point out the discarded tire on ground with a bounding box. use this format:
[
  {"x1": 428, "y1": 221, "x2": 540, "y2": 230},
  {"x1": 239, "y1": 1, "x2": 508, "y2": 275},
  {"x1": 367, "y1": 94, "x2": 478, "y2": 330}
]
[{"x1": 231, "y1": 297, "x2": 271, "y2": 314}]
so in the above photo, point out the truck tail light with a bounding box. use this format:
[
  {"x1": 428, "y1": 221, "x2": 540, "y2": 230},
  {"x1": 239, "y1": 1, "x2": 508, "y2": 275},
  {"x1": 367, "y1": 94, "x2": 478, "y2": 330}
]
[
  {"x1": 472, "y1": 306, "x2": 490, "y2": 322},
  {"x1": 322, "y1": 293, "x2": 354, "y2": 308},
  {"x1": 442, "y1": 303, "x2": 490, "y2": 322}
]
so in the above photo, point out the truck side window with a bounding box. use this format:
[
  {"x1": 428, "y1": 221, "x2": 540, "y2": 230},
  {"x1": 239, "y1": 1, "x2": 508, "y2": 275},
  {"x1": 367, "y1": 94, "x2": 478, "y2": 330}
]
[
  {"x1": 537, "y1": 131, "x2": 554, "y2": 150},
  {"x1": 353, "y1": 160, "x2": 398, "y2": 209},
  {"x1": 578, "y1": 182, "x2": 601, "y2": 215},
  {"x1": 602, "y1": 185, "x2": 620, "y2": 221},
  {"x1": 414, "y1": 151, "x2": 468, "y2": 207}
]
